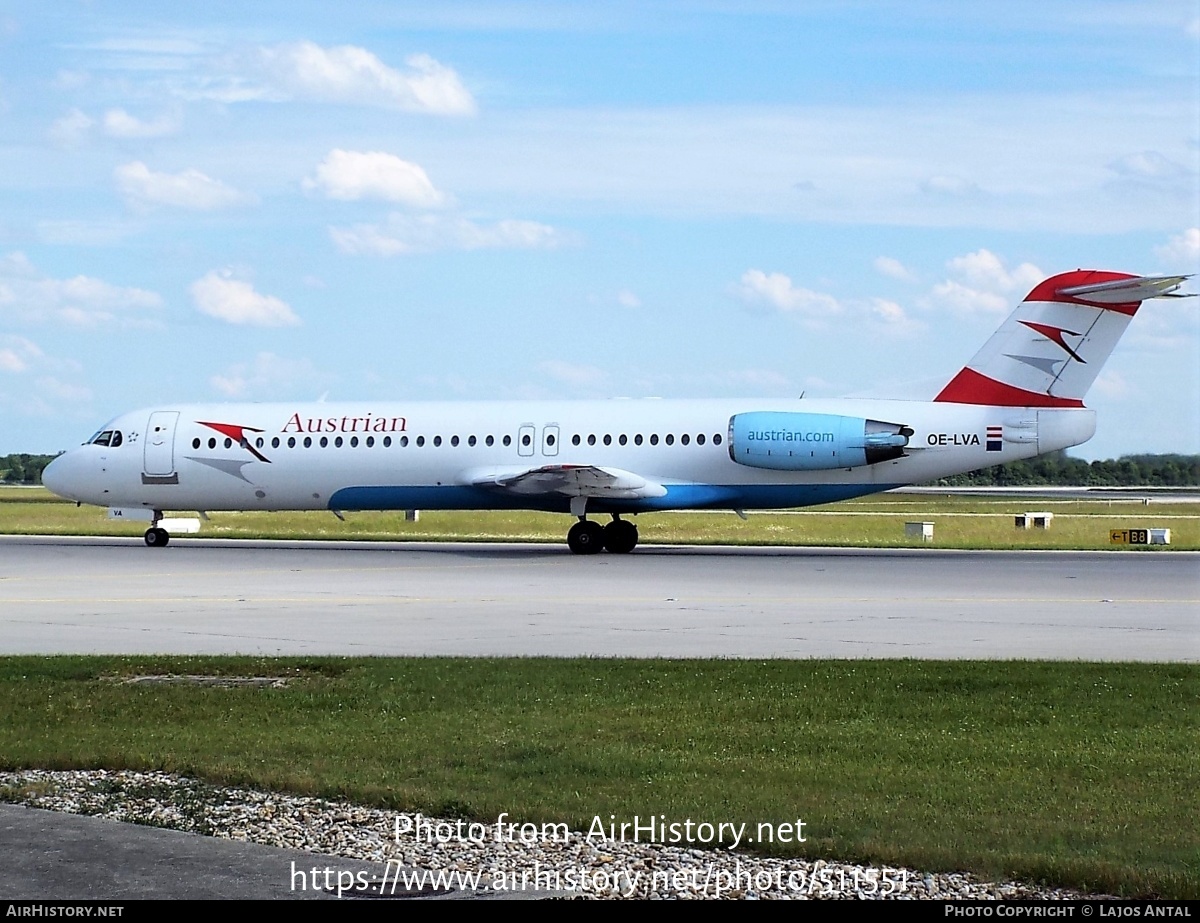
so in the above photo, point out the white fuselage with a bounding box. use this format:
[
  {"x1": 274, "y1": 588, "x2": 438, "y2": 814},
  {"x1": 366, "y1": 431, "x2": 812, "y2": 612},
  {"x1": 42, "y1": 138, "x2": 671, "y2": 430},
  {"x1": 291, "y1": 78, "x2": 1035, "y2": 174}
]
[{"x1": 43, "y1": 397, "x2": 1096, "y2": 517}]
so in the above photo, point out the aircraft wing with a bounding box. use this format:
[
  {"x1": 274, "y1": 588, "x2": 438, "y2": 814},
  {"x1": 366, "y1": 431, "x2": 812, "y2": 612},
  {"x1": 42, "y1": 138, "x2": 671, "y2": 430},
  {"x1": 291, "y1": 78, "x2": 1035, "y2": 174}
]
[{"x1": 466, "y1": 464, "x2": 668, "y2": 500}]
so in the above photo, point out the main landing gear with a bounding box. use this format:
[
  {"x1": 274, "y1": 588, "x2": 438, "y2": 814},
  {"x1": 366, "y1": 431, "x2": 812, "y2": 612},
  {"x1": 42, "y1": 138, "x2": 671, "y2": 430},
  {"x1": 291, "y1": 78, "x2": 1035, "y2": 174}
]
[{"x1": 567, "y1": 514, "x2": 638, "y2": 555}]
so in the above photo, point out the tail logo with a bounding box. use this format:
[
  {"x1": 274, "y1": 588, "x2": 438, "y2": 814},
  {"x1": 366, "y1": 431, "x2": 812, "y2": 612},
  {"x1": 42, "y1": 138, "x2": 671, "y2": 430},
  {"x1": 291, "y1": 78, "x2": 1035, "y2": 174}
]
[{"x1": 1018, "y1": 321, "x2": 1086, "y2": 364}]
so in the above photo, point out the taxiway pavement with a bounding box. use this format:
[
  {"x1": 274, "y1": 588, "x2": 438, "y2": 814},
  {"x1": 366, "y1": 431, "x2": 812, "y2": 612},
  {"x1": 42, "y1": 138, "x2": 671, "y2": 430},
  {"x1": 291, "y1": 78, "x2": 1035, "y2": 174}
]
[{"x1": 2, "y1": 536, "x2": 1195, "y2": 660}]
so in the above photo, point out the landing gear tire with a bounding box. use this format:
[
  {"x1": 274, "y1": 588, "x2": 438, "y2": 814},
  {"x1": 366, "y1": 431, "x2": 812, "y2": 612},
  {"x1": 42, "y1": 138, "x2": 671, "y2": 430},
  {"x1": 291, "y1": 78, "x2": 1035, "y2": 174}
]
[
  {"x1": 602, "y1": 519, "x2": 638, "y2": 554},
  {"x1": 144, "y1": 527, "x2": 170, "y2": 547},
  {"x1": 567, "y1": 520, "x2": 604, "y2": 555}
]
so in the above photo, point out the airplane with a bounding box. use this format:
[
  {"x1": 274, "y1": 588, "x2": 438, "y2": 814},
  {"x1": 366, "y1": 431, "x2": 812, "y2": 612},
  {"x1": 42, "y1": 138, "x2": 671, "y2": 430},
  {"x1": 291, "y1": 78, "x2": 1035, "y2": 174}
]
[{"x1": 41, "y1": 268, "x2": 1190, "y2": 554}]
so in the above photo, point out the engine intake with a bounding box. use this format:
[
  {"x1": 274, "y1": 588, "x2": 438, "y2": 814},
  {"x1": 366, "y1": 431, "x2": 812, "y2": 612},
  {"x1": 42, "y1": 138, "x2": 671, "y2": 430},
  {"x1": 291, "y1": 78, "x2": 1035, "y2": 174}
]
[{"x1": 728, "y1": 412, "x2": 911, "y2": 471}]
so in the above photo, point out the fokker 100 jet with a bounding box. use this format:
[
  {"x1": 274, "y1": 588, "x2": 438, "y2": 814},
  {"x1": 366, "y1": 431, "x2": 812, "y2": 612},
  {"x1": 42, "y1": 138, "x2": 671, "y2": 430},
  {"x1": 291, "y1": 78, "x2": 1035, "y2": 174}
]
[{"x1": 42, "y1": 269, "x2": 1190, "y2": 553}]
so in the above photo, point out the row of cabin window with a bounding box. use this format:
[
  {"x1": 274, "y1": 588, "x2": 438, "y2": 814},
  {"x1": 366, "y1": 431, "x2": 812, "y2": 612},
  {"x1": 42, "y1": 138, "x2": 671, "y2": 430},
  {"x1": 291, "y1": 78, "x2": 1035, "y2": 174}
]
[
  {"x1": 571, "y1": 432, "x2": 722, "y2": 447},
  {"x1": 191, "y1": 432, "x2": 725, "y2": 451}
]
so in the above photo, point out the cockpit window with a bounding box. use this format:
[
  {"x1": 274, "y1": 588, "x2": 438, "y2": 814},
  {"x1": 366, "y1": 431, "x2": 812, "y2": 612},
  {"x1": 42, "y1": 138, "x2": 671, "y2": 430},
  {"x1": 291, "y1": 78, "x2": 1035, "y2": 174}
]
[{"x1": 88, "y1": 430, "x2": 123, "y2": 447}]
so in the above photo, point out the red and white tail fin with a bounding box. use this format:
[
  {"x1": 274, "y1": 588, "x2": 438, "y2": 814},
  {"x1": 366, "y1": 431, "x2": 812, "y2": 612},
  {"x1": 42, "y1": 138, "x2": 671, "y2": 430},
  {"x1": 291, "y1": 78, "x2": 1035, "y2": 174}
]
[{"x1": 934, "y1": 270, "x2": 1190, "y2": 407}]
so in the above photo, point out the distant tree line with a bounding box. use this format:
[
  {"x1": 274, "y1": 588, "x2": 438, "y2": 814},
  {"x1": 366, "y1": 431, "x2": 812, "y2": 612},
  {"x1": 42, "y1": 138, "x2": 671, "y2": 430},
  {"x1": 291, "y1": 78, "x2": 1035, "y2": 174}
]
[
  {"x1": 932, "y1": 452, "x2": 1200, "y2": 487},
  {"x1": 0, "y1": 454, "x2": 59, "y2": 484}
]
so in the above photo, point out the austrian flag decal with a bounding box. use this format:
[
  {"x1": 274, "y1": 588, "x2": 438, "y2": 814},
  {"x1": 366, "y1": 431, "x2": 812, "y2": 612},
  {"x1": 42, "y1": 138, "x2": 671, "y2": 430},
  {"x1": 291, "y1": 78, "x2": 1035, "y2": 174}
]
[{"x1": 986, "y1": 425, "x2": 1003, "y2": 452}]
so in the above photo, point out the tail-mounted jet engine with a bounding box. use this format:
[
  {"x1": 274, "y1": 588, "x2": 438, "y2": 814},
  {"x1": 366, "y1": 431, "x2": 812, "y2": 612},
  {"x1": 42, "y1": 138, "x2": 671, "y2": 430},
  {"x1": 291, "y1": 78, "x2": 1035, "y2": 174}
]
[{"x1": 728, "y1": 412, "x2": 912, "y2": 471}]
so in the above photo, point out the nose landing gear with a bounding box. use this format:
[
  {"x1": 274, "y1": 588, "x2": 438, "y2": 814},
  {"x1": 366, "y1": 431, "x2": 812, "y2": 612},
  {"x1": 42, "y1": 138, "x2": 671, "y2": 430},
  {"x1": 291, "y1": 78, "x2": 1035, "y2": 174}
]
[
  {"x1": 144, "y1": 527, "x2": 170, "y2": 547},
  {"x1": 144, "y1": 510, "x2": 169, "y2": 547}
]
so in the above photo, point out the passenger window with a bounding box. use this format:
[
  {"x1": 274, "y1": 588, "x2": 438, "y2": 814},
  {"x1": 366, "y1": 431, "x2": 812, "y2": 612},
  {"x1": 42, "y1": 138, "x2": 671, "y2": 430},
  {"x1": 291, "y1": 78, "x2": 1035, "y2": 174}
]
[
  {"x1": 546, "y1": 434, "x2": 556, "y2": 446},
  {"x1": 451, "y1": 435, "x2": 460, "y2": 447},
  {"x1": 503, "y1": 435, "x2": 512, "y2": 446},
  {"x1": 398, "y1": 436, "x2": 407, "y2": 447},
  {"x1": 208, "y1": 438, "x2": 217, "y2": 449},
  {"x1": 225, "y1": 438, "x2": 233, "y2": 449},
  {"x1": 572, "y1": 434, "x2": 581, "y2": 446},
  {"x1": 713, "y1": 433, "x2": 722, "y2": 445},
  {"x1": 468, "y1": 435, "x2": 476, "y2": 447},
  {"x1": 433, "y1": 436, "x2": 442, "y2": 447},
  {"x1": 385, "y1": 436, "x2": 394, "y2": 447},
  {"x1": 681, "y1": 434, "x2": 690, "y2": 446},
  {"x1": 416, "y1": 436, "x2": 425, "y2": 447},
  {"x1": 697, "y1": 433, "x2": 706, "y2": 445},
  {"x1": 272, "y1": 437, "x2": 280, "y2": 448},
  {"x1": 335, "y1": 436, "x2": 343, "y2": 448},
  {"x1": 304, "y1": 436, "x2": 312, "y2": 448},
  {"x1": 650, "y1": 434, "x2": 659, "y2": 445},
  {"x1": 320, "y1": 436, "x2": 328, "y2": 448},
  {"x1": 256, "y1": 437, "x2": 265, "y2": 449},
  {"x1": 665, "y1": 434, "x2": 674, "y2": 445},
  {"x1": 635, "y1": 434, "x2": 643, "y2": 446},
  {"x1": 288, "y1": 437, "x2": 296, "y2": 448},
  {"x1": 619, "y1": 434, "x2": 627, "y2": 446},
  {"x1": 192, "y1": 438, "x2": 201, "y2": 449},
  {"x1": 366, "y1": 436, "x2": 374, "y2": 447},
  {"x1": 521, "y1": 434, "x2": 531, "y2": 446},
  {"x1": 587, "y1": 434, "x2": 596, "y2": 446},
  {"x1": 486, "y1": 435, "x2": 495, "y2": 446},
  {"x1": 603, "y1": 434, "x2": 612, "y2": 446},
  {"x1": 350, "y1": 436, "x2": 358, "y2": 447}
]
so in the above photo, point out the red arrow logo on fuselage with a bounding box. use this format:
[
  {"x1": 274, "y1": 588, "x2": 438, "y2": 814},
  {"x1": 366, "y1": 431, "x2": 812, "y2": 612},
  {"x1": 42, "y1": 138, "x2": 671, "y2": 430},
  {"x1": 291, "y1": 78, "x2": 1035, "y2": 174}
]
[{"x1": 197, "y1": 421, "x2": 271, "y2": 463}]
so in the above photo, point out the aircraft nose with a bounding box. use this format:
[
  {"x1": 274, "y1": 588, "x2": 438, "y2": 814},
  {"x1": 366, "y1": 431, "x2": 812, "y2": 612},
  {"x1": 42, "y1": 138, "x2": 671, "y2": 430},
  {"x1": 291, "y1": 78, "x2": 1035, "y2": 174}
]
[{"x1": 41, "y1": 453, "x2": 79, "y2": 501}]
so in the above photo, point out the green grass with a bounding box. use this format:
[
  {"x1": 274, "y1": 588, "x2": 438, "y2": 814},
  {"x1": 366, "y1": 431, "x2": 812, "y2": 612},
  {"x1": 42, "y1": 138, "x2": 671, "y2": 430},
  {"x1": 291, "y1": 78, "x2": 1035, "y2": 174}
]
[
  {"x1": 0, "y1": 656, "x2": 1195, "y2": 898},
  {"x1": 2, "y1": 487, "x2": 1197, "y2": 549}
]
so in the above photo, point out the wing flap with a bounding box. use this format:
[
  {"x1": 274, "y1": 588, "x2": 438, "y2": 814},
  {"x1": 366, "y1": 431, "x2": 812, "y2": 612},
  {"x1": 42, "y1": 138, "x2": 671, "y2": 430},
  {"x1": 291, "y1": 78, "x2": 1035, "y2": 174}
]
[{"x1": 466, "y1": 464, "x2": 668, "y2": 500}]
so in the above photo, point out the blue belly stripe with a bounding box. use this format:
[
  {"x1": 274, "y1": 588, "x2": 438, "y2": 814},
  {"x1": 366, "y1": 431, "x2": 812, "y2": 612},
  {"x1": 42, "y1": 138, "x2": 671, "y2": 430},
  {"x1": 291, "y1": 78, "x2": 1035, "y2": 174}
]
[{"x1": 327, "y1": 483, "x2": 902, "y2": 514}]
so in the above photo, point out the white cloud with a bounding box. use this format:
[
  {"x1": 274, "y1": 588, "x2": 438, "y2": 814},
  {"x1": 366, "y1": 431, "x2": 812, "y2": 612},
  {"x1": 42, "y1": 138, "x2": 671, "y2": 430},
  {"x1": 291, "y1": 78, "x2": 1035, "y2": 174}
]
[
  {"x1": 538, "y1": 359, "x2": 606, "y2": 387},
  {"x1": 102, "y1": 108, "x2": 181, "y2": 138},
  {"x1": 49, "y1": 108, "x2": 93, "y2": 147},
  {"x1": 257, "y1": 42, "x2": 475, "y2": 114},
  {"x1": 616, "y1": 289, "x2": 641, "y2": 308},
  {"x1": 115, "y1": 161, "x2": 252, "y2": 211},
  {"x1": 947, "y1": 249, "x2": 1043, "y2": 293},
  {"x1": 190, "y1": 270, "x2": 299, "y2": 327},
  {"x1": 36, "y1": 220, "x2": 132, "y2": 246},
  {"x1": 928, "y1": 279, "x2": 1009, "y2": 315},
  {"x1": 723, "y1": 368, "x2": 792, "y2": 391},
  {"x1": 926, "y1": 249, "x2": 1044, "y2": 316},
  {"x1": 210, "y1": 352, "x2": 327, "y2": 398},
  {"x1": 303, "y1": 149, "x2": 445, "y2": 206},
  {"x1": 36, "y1": 377, "x2": 92, "y2": 403},
  {"x1": 330, "y1": 214, "x2": 568, "y2": 255},
  {"x1": 919, "y1": 175, "x2": 981, "y2": 197},
  {"x1": 733, "y1": 269, "x2": 841, "y2": 318},
  {"x1": 0, "y1": 336, "x2": 42, "y2": 374},
  {"x1": 870, "y1": 298, "x2": 911, "y2": 326},
  {"x1": 0, "y1": 251, "x2": 162, "y2": 326},
  {"x1": 1108, "y1": 150, "x2": 1189, "y2": 180},
  {"x1": 1155, "y1": 228, "x2": 1200, "y2": 267},
  {"x1": 874, "y1": 256, "x2": 916, "y2": 282}
]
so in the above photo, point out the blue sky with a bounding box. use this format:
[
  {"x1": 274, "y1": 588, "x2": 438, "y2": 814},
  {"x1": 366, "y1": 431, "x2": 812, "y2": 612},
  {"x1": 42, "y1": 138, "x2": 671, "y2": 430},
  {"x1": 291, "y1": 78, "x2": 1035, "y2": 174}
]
[{"x1": 1, "y1": 1, "x2": 1197, "y2": 459}]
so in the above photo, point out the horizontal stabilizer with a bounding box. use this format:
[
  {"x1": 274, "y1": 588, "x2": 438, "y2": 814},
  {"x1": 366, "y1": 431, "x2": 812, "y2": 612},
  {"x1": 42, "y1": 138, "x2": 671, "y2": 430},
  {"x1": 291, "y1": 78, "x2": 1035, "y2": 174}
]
[{"x1": 1057, "y1": 274, "x2": 1190, "y2": 304}]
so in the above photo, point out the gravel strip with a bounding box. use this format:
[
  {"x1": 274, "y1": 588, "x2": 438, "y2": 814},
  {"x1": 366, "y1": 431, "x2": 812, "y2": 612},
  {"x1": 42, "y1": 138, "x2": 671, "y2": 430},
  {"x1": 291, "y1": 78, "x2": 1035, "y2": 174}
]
[{"x1": 0, "y1": 769, "x2": 1105, "y2": 900}]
